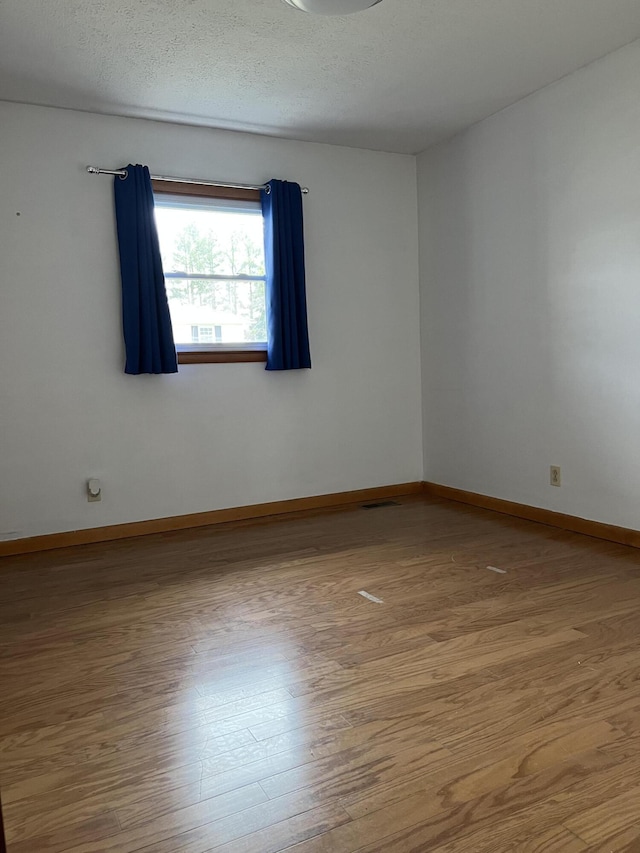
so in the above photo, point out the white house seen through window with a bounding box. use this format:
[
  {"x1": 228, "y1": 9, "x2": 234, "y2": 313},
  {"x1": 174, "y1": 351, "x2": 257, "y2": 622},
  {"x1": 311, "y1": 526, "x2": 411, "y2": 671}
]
[{"x1": 154, "y1": 192, "x2": 267, "y2": 351}]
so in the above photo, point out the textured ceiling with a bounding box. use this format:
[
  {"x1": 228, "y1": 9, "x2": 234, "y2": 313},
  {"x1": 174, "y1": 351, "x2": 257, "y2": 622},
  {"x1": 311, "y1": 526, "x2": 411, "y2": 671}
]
[{"x1": 1, "y1": 0, "x2": 640, "y2": 153}]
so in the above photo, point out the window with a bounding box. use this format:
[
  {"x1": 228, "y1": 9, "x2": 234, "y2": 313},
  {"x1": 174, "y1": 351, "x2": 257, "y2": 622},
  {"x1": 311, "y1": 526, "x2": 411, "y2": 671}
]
[
  {"x1": 153, "y1": 181, "x2": 267, "y2": 364},
  {"x1": 190, "y1": 325, "x2": 223, "y2": 343}
]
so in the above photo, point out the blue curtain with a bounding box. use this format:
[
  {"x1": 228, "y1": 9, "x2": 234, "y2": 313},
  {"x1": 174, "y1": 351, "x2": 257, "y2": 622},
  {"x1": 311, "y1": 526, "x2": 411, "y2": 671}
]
[
  {"x1": 114, "y1": 164, "x2": 177, "y2": 374},
  {"x1": 261, "y1": 179, "x2": 311, "y2": 370}
]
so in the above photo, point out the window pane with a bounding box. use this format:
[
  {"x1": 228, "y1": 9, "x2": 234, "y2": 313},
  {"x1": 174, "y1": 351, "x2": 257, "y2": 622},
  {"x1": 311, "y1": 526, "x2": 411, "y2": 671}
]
[
  {"x1": 155, "y1": 197, "x2": 267, "y2": 346},
  {"x1": 167, "y1": 279, "x2": 267, "y2": 345},
  {"x1": 155, "y1": 203, "x2": 265, "y2": 278}
]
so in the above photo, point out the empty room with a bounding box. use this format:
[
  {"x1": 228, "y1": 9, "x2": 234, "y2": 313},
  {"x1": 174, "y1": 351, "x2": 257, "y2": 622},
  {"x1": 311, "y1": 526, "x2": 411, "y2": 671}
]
[{"x1": 3, "y1": 0, "x2": 640, "y2": 850}]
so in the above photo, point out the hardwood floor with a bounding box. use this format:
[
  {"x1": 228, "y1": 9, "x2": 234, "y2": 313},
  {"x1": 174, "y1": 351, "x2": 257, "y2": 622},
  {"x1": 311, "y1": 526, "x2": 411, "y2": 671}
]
[{"x1": 2, "y1": 496, "x2": 640, "y2": 851}]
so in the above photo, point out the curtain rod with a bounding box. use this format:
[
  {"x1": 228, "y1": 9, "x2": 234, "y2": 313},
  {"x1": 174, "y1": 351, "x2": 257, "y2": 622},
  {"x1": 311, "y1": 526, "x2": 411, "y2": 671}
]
[{"x1": 86, "y1": 166, "x2": 309, "y2": 194}]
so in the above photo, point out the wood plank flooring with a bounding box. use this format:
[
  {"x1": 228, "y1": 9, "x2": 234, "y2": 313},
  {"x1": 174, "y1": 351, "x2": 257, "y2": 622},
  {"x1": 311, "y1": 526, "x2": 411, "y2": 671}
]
[{"x1": 2, "y1": 496, "x2": 640, "y2": 851}]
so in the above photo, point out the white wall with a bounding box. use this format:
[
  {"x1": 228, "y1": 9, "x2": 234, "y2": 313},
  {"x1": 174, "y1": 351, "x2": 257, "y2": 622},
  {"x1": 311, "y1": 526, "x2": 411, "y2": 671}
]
[
  {"x1": 0, "y1": 102, "x2": 422, "y2": 539},
  {"x1": 418, "y1": 40, "x2": 640, "y2": 529}
]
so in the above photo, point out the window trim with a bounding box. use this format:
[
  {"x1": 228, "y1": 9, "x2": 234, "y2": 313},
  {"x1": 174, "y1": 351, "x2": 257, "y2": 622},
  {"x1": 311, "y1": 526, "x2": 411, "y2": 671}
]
[
  {"x1": 152, "y1": 180, "x2": 267, "y2": 365},
  {"x1": 178, "y1": 349, "x2": 267, "y2": 364}
]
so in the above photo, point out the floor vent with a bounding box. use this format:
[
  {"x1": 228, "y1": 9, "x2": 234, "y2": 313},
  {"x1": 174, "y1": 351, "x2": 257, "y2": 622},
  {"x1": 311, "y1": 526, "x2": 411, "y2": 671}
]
[{"x1": 361, "y1": 500, "x2": 401, "y2": 510}]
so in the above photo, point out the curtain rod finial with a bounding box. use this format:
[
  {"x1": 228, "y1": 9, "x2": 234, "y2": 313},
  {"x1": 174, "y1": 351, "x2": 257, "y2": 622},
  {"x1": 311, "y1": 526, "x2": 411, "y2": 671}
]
[{"x1": 86, "y1": 165, "x2": 100, "y2": 174}]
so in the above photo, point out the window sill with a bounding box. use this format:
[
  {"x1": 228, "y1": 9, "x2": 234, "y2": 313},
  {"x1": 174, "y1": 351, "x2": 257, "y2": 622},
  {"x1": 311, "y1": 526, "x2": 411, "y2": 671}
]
[{"x1": 177, "y1": 349, "x2": 267, "y2": 364}]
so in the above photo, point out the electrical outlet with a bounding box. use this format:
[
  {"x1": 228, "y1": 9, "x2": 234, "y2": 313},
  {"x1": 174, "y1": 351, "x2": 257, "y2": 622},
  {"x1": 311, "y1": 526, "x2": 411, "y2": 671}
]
[
  {"x1": 87, "y1": 478, "x2": 102, "y2": 502},
  {"x1": 550, "y1": 465, "x2": 561, "y2": 487}
]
